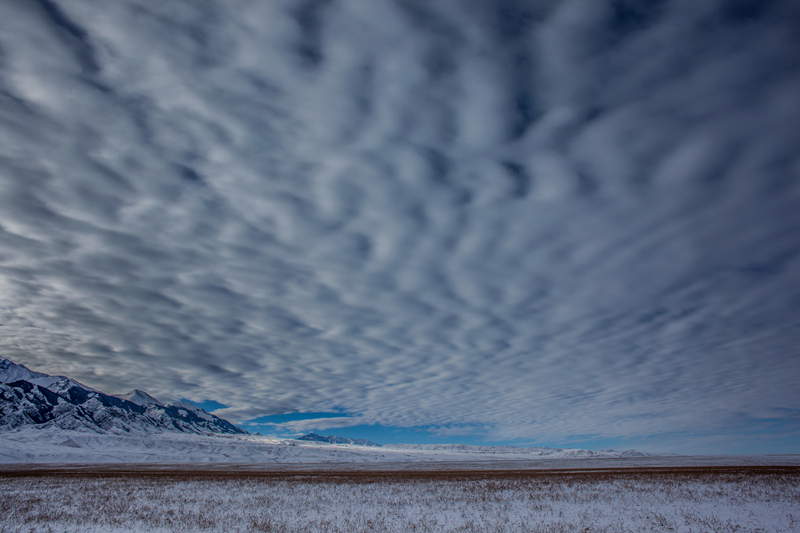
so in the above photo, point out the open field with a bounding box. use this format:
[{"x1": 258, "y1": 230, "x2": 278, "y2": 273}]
[
  {"x1": 2, "y1": 464, "x2": 799, "y2": 533},
  {"x1": 0, "y1": 428, "x2": 668, "y2": 464}
]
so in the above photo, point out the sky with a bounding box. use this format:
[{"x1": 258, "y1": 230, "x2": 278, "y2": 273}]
[{"x1": 0, "y1": 0, "x2": 797, "y2": 455}]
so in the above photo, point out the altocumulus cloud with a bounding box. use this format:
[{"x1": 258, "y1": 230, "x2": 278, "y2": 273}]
[{"x1": 0, "y1": 0, "x2": 798, "y2": 453}]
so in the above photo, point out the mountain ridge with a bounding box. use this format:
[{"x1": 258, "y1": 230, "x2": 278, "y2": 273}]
[
  {"x1": 297, "y1": 432, "x2": 382, "y2": 447},
  {"x1": 381, "y1": 443, "x2": 656, "y2": 457},
  {"x1": 120, "y1": 389, "x2": 163, "y2": 407},
  {"x1": 0, "y1": 358, "x2": 246, "y2": 436}
]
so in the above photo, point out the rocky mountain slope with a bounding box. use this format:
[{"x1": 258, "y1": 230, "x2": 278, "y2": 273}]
[{"x1": 0, "y1": 359, "x2": 245, "y2": 436}]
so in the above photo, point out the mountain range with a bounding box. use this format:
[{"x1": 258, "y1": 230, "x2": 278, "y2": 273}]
[
  {"x1": 0, "y1": 358, "x2": 245, "y2": 436},
  {"x1": 1, "y1": 358, "x2": 659, "y2": 461},
  {"x1": 298, "y1": 432, "x2": 381, "y2": 447},
  {"x1": 380, "y1": 443, "x2": 652, "y2": 457}
]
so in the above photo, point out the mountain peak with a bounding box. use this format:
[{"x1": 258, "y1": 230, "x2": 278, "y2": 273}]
[
  {"x1": 1, "y1": 358, "x2": 52, "y2": 383},
  {"x1": 119, "y1": 389, "x2": 163, "y2": 407},
  {"x1": 0, "y1": 358, "x2": 98, "y2": 394}
]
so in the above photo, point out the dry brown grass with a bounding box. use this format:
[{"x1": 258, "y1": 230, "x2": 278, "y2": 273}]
[{"x1": 1, "y1": 465, "x2": 798, "y2": 532}]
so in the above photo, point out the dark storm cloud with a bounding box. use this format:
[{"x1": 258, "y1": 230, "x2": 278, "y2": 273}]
[{"x1": 0, "y1": 0, "x2": 797, "y2": 452}]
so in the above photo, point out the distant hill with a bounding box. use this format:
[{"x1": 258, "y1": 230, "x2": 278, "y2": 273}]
[
  {"x1": 382, "y1": 443, "x2": 655, "y2": 457},
  {"x1": 298, "y1": 432, "x2": 381, "y2": 447},
  {"x1": 0, "y1": 358, "x2": 246, "y2": 436}
]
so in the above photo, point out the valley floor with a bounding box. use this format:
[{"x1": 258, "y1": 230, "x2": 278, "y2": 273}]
[{"x1": 1, "y1": 464, "x2": 798, "y2": 532}]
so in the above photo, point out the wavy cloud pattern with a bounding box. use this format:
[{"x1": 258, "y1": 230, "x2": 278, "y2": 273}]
[{"x1": 0, "y1": 0, "x2": 798, "y2": 451}]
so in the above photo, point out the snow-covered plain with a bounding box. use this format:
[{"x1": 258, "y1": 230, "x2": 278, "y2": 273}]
[
  {"x1": 1, "y1": 465, "x2": 798, "y2": 532},
  {"x1": 2, "y1": 430, "x2": 799, "y2": 532},
  {"x1": 0, "y1": 426, "x2": 667, "y2": 464}
]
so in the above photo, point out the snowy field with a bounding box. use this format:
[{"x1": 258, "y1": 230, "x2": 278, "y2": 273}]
[
  {"x1": 2, "y1": 429, "x2": 799, "y2": 532},
  {"x1": 2, "y1": 427, "x2": 798, "y2": 469},
  {"x1": 0, "y1": 428, "x2": 659, "y2": 464},
  {"x1": 1, "y1": 465, "x2": 798, "y2": 533}
]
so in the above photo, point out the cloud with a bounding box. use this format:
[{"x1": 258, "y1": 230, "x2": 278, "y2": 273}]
[
  {"x1": 252, "y1": 416, "x2": 367, "y2": 437},
  {"x1": 0, "y1": 0, "x2": 798, "y2": 451}
]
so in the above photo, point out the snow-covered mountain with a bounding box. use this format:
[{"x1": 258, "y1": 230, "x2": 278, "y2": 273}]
[
  {"x1": 0, "y1": 359, "x2": 245, "y2": 436},
  {"x1": 1, "y1": 358, "x2": 665, "y2": 463},
  {"x1": 0, "y1": 358, "x2": 99, "y2": 397},
  {"x1": 382, "y1": 443, "x2": 654, "y2": 458},
  {"x1": 298, "y1": 432, "x2": 381, "y2": 447},
  {"x1": 120, "y1": 389, "x2": 162, "y2": 407}
]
